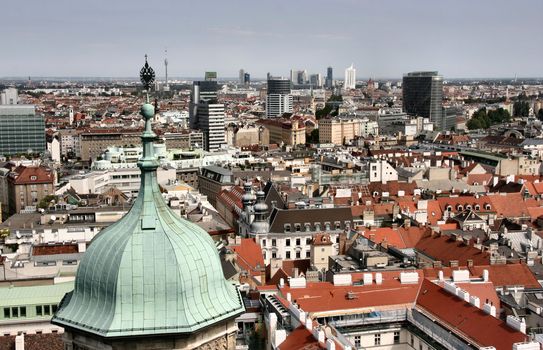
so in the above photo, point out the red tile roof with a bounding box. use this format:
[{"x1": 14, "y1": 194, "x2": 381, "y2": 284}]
[
  {"x1": 7, "y1": 166, "x2": 54, "y2": 185},
  {"x1": 416, "y1": 279, "x2": 527, "y2": 350},
  {"x1": 279, "y1": 270, "x2": 422, "y2": 314},
  {"x1": 232, "y1": 238, "x2": 264, "y2": 278},
  {"x1": 415, "y1": 232, "x2": 490, "y2": 266},
  {"x1": 278, "y1": 326, "x2": 323, "y2": 350},
  {"x1": 32, "y1": 243, "x2": 79, "y2": 256}
]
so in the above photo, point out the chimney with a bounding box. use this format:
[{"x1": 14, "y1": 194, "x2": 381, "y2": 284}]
[{"x1": 15, "y1": 334, "x2": 24, "y2": 350}]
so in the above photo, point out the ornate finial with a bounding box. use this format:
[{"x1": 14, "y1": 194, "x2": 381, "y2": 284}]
[{"x1": 139, "y1": 54, "x2": 155, "y2": 91}]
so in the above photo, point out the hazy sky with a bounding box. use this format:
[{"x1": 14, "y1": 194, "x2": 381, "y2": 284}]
[{"x1": 1, "y1": 0, "x2": 542, "y2": 79}]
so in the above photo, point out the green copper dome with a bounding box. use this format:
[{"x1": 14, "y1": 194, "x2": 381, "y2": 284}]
[{"x1": 52, "y1": 102, "x2": 244, "y2": 338}]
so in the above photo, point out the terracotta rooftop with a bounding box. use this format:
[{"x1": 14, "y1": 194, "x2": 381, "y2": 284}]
[
  {"x1": 415, "y1": 232, "x2": 490, "y2": 266},
  {"x1": 279, "y1": 270, "x2": 423, "y2": 315},
  {"x1": 7, "y1": 166, "x2": 54, "y2": 185},
  {"x1": 416, "y1": 279, "x2": 527, "y2": 350},
  {"x1": 32, "y1": 243, "x2": 79, "y2": 256},
  {"x1": 231, "y1": 238, "x2": 264, "y2": 278}
]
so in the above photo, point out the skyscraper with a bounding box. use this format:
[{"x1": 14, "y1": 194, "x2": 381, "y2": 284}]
[
  {"x1": 0, "y1": 105, "x2": 45, "y2": 155},
  {"x1": 326, "y1": 66, "x2": 333, "y2": 89},
  {"x1": 344, "y1": 64, "x2": 356, "y2": 90},
  {"x1": 189, "y1": 78, "x2": 226, "y2": 151},
  {"x1": 310, "y1": 73, "x2": 323, "y2": 88},
  {"x1": 402, "y1": 71, "x2": 444, "y2": 129},
  {"x1": 239, "y1": 69, "x2": 245, "y2": 84},
  {"x1": 266, "y1": 78, "x2": 293, "y2": 118},
  {"x1": 243, "y1": 73, "x2": 250, "y2": 85}
]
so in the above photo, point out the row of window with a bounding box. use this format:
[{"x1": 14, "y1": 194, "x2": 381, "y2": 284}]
[
  {"x1": 353, "y1": 331, "x2": 400, "y2": 347},
  {"x1": 263, "y1": 251, "x2": 311, "y2": 260},
  {"x1": 3, "y1": 304, "x2": 58, "y2": 319},
  {"x1": 284, "y1": 221, "x2": 349, "y2": 233},
  {"x1": 262, "y1": 236, "x2": 339, "y2": 248}
]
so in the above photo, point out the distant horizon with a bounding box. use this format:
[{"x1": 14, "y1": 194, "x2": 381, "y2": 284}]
[{"x1": 1, "y1": 0, "x2": 542, "y2": 78}]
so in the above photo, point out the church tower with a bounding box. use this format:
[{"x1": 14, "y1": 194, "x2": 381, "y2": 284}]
[{"x1": 52, "y1": 56, "x2": 244, "y2": 350}]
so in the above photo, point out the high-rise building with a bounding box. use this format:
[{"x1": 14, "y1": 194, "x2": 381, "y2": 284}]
[
  {"x1": 326, "y1": 66, "x2": 333, "y2": 88},
  {"x1": 205, "y1": 71, "x2": 217, "y2": 81},
  {"x1": 310, "y1": 73, "x2": 323, "y2": 88},
  {"x1": 0, "y1": 105, "x2": 45, "y2": 156},
  {"x1": 402, "y1": 71, "x2": 444, "y2": 129},
  {"x1": 266, "y1": 78, "x2": 293, "y2": 118},
  {"x1": 189, "y1": 79, "x2": 225, "y2": 151},
  {"x1": 344, "y1": 64, "x2": 356, "y2": 90},
  {"x1": 243, "y1": 73, "x2": 250, "y2": 85},
  {"x1": 0, "y1": 88, "x2": 18, "y2": 105},
  {"x1": 239, "y1": 69, "x2": 245, "y2": 84}
]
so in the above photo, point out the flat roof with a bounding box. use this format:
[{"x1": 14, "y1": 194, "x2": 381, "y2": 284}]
[{"x1": 0, "y1": 281, "x2": 73, "y2": 307}]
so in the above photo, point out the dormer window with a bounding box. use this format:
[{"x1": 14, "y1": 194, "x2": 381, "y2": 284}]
[
  {"x1": 284, "y1": 224, "x2": 291, "y2": 233},
  {"x1": 485, "y1": 204, "x2": 491, "y2": 210},
  {"x1": 466, "y1": 205, "x2": 472, "y2": 210},
  {"x1": 446, "y1": 205, "x2": 452, "y2": 212},
  {"x1": 30, "y1": 176, "x2": 37, "y2": 181},
  {"x1": 294, "y1": 224, "x2": 301, "y2": 232},
  {"x1": 475, "y1": 204, "x2": 481, "y2": 211},
  {"x1": 457, "y1": 205, "x2": 463, "y2": 211}
]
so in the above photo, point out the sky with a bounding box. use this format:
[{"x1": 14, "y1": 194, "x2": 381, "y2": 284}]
[{"x1": 1, "y1": 0, "x2": 542, "y2": 79}]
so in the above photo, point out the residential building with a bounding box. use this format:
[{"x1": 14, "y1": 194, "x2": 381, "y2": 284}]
[
  {"x1": 369, "y1": 160, "x2": 398, "y2": 184},
  {"x1": 257, "y1": 118, "x2": 306, "y2": 146},
  {"x1": 402, "y1": 71, "x2": 443, "y2": 129},
  {"x1": 58, "y1": 129, "x2": 81, "y2": 158},
  {"x1": 0, "y1": 105, "x2": 45, "y2": 156},
  {"x1": 79, "y1": 128, "x2": 140, "y2": 160},
  {"x1": 7, "y1": 165, "x2": 55, "y2": 216},
  {"x1": 319, "y1": 117, "x2": 378, "y2": 144},
  {"x1": 266, "y1": 78, "x2": 292, "y2": 117}
]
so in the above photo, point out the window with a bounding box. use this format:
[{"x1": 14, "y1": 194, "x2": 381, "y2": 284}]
[
  {"x1": 296, "y1": 251, "x2": 301, "y2": 259},
  {"x1": 20, "y1": 307, "x2": 26, "y2": 318},
  {"x1": 284, "y1": 224, "x2": 291, "y2": 232},
  {"x1": 272, "y1": 239, "x2": 276, "y2": 247},
  {"x1": 419, "y1": 344, "x2": 423, "y2": 350},
  {"x1": 262, "y1": 239, "x2": 266, "y2": 247},
  {"x1": 11, "y1": 308, "x2": 18, "y2": 318},
  {"x1": 321, "y1": 248, "x2": 325, "y2": 252},
  {"x1": 410, "y1": 334, "x2": 414, "y2": 346},
  {"x1": 263, "y1": 251, "x2": 267, "y2": 260},
  {"x1": 44, "y1": 305, "x2": 51, "y2": 315},
  {"x1": 286, "y1": 239, "x2": 291, "y2": 247},
  {"x1": 296, "y1": 238, "x2": 301, "y2": 246},
  {"x1": 295, "y1": 224, "x2": 301, "y2": 232},
  {"x1": 3, "y1": 308, "x2": 10, "y2": 319},
  {"x1": 286, "y1": 251, "x2": 291, "y2": 259},
  {"x1": 354, "y1": 336, "x2": 361, "y2": 347},
  {"x1": 52, "y1": 305, "x2": 58, "y2": 313},
  {"x1": 374, "y1": 333, "x2": 381, "y2": 346},
  {"x1": 306, "y1": 251, "x2": 310, "y2": 258},
  {"x1": 394, "y1": 331, "x2": 400, "y2": 344},
  {"x1": 272, "y1": 252, "x2": 277, "y2": 259},
  {"x1": 36, "y1": 306, "x2": 43, "y2": 316}
]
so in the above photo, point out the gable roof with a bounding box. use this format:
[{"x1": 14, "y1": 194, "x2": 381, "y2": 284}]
[
  {"x1": 232, "y1": 238, "x2": 265, "y2": 278},
  {"x1": 415, "y1": 232, "x2": 490, "y2": 266},
  {"x1": 269, "y1": 207, "x2": 353, "y2": 233},
  {"x1": 7, "y1": 165, "x2": 54, "y2": 185},
  {"x1": 416, "y1": 279, "x2": 526, "y2": 350}
]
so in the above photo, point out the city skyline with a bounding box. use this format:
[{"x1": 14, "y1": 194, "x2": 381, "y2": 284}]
[{"x1": 1, "y1": 0, "x2": 542, "y2": 79}]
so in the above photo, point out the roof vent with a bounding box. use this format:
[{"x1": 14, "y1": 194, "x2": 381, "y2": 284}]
[{"x1": 346, "y1": 291, "x2": 357, "y2": 300}]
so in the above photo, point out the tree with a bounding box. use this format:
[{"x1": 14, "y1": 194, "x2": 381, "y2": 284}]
[
  {"x1": 38, "y1": 195, "x2": 58, "y2": 209},
  {"x1": 307, "y1": 129, "x2": 319, "y2": 144}
]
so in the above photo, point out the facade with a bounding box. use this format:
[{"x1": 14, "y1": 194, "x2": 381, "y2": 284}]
[
  {"x1": 344, "y1": 64, "x2": 356, "y2": 90},
  {"x1": 0, "y1": 105, "x2": 45, "y2": 156},
  {"x1": 319, "y1": 117, "x2": 378, "y2": 144},
  {"x1": 162, "y1": 131, "x2": 204, "y2": 150},
  {"x1": 52, "y1": 101, "x2": 244, "y2": 349},
  {"x1": 80, "y1": 129, "x2": 140, "y2": 160},
  {"x1": 402, "y1": 71, "x2": 443, "y2": 129},
  {"x1": 0, "y1": 88, "x2": 19, "y2": 105},
  {"x1": 257, "y1": 119, "x2": 306, "y2": 146},
  {"x1": 198, "y1": 165, "x2": 234, "y2": 207},
  {"x1": 58, "y1": 129, "x2": 81, "y2": 158},
  {"x1": 0, "y1": 282, "x2": 73, "y2": 336},
  {"x1": 325, "y1": 66, "x2": 333, "y2": 89},
  {"x1": 7, "y1": 165, "x2": 55, "y2": 216},
  {"x1": 369, "y1": 160, "x2": 399, "y2": 184},
  {"x1": 189, "y1": 80, "x2": 226, "y2": 151},
  {"x1": 266, "y1": 78, "x2": 293, "y2": 117}
]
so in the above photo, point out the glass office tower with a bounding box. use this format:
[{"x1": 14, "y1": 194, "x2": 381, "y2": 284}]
[{"x1": 0, "y1": 105, "x2": 45, "y2": 155}]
